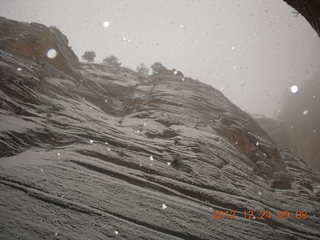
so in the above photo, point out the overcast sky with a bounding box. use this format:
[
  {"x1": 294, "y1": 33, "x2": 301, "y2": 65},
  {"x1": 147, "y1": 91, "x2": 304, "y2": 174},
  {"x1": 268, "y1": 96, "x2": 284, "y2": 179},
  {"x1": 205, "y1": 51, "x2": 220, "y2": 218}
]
[{"x1": 1, "y1": 0, "x2": 319, "y2": 117}]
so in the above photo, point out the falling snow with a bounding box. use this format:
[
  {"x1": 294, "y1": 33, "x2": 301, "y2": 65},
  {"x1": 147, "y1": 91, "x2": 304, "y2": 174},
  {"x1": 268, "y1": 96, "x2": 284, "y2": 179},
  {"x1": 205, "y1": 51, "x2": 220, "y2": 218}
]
[
  {"x1": 174, "y1": 70, "x2": 178, "y2": 74},
  {"x1": 114, "y1": 230, "x2": 119, "y2": 235},
  {"x1": 162, "y1": 204, "x2": 167, "y2": 209},
  {"x1": 17, "y1": 68, "x2": 21, "y2": 71},
  {"x1": 303, "y1": 110, "x2": 308, "y2": 115},
  {"x1": 57, "y1": 152, "x2": 61, "y2": 156},
  {"x1": 89, "y1": 140, "x2": 94, "y2": 144},
  {"x1": 149, "y1": 155, "x2": 154, "y2": 161},
  {"x1": 290, "y1": 85, "x2": 298, "y2": 93},
  {"x1": 103, "y1": 21, "x2": 110, "y2": 28},
  {"x1": 47, "y1": 49, "x2": 57, "y2": 59},
  {"x1": 167, "y1": 162, "x2": 171, "y2": 166}
]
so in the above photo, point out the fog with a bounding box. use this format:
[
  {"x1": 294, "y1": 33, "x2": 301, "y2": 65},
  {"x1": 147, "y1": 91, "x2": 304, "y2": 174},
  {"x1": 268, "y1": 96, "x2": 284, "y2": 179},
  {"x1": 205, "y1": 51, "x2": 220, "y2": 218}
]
[{"x1": 1, "y1": 0, "x2": 319, "y2": 117}]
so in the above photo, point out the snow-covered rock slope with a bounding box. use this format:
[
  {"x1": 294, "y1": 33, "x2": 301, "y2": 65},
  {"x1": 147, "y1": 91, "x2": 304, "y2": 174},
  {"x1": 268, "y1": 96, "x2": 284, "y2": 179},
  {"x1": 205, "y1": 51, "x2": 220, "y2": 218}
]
[{"x1": 0, "y1": 17, "x2": 319, "y2": 240}]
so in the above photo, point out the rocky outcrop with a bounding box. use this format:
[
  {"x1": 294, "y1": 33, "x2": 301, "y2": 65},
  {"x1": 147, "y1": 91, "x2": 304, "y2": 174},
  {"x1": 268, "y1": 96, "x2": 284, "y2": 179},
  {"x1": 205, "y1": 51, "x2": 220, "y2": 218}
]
[
  {"x1": 0, "y1": 17, "x2": 79, "y2": 77},
  {"x1": 1, "y1": 17, "x2": 320, "y2": 240}
]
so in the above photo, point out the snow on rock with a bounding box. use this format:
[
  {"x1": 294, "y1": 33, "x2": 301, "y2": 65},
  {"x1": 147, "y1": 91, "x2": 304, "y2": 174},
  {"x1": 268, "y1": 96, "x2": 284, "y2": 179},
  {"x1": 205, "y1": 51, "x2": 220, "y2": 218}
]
[{"x1": 0, "y1": 17, "x2": 320, "y2": 240}]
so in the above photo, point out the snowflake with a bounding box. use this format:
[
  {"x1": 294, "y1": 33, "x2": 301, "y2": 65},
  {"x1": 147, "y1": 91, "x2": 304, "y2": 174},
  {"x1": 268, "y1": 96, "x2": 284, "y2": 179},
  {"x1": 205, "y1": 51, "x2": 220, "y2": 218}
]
[
  {"x1": 162, "y1": 204, "x2": 167, "y2": 209},
  {"x1": 114, "y1": 230, "x2": 119, "y2": 235},
  {"x1": 47, "y1": 49, "x2": 57, "y2": 59},
  {"x1": 103, "y1": 21, "x2": 110, "y2": 28},
  {"x1": 17, "y1": 68, "x2": 22, "y2": 71},
  {"x1": 89, "y1": 140, "x2": 94, "y2": 144},
  {"x1": 149, "y1": 155, "x2": 154, "y2": 161},
  {"x1": 290, "y1": 85, "x2": 298, "y2": 93}
]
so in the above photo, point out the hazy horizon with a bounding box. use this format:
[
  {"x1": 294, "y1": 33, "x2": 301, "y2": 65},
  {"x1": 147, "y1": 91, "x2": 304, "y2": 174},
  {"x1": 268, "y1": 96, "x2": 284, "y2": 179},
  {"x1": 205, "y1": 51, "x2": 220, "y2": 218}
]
[{"x1": 1, "y1": 0, "x2": 319, "y2": 118}]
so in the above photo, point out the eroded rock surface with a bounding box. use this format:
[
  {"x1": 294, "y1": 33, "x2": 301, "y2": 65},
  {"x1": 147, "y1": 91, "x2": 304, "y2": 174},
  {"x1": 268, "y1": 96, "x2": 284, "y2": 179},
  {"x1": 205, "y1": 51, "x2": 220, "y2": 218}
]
[{"x1": 0, "y1": 17, "x2": 320, "y2": 240}]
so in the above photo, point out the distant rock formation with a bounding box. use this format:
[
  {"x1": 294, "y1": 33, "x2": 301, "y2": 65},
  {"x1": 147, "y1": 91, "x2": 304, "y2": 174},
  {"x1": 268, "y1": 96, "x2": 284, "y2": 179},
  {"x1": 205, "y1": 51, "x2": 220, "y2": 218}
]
[
  {"x1": 1, "y1": 17, "x2": 320, "y2": 240},
  {"x1": 256, "y1": 78, "x2": 320, "y2": 171}
]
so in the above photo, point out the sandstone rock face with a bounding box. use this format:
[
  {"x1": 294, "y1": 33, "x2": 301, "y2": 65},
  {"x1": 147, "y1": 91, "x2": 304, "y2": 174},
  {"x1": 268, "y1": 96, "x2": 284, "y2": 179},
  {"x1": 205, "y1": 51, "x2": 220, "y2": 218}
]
[{"x1": 1, "y1": 17, "x2": 320, "y2": 240}]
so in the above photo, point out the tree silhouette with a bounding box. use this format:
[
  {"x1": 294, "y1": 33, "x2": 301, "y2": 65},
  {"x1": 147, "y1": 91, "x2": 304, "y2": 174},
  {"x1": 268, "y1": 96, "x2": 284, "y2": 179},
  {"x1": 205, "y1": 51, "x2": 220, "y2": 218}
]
[
  {"x1": 102, "y1": 55, "x2": 121, "y2": 68},
  {"x1": 151, "y1": 62, "x2": 166, "y2": 74},
  {"x1": 136, "y1": 64, "x2": 149, "y2": 76},
  {"x1": 82, "y1": 51, "x2": 96, "y2": 63}
]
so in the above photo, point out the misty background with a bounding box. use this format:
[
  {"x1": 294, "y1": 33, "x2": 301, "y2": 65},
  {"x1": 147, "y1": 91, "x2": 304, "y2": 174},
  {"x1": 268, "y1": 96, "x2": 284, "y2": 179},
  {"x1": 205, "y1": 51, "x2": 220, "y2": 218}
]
[{"x1": 1, "y1": 0, "x2": 319, "y2": 117}]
